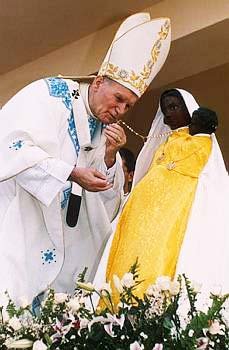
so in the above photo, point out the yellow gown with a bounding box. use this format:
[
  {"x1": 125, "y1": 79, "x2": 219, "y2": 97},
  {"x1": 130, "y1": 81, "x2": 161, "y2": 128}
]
[{"x1": 106, "y1": 130, "x2": 212, "y2": 303}]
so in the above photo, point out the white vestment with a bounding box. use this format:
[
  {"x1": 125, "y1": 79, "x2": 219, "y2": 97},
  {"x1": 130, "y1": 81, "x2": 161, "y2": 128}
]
[
  {"x1": 0, "y1": 78, "x2": 124, "y2": 304},
  {"x1": 93, "y1": 193, "x2": 129, "y2": 291}
]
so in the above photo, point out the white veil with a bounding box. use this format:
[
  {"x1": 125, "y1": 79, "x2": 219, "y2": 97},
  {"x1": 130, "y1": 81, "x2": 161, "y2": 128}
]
[
  {"x1": 133, "y1": 89, "x2": 199, "y2": 185},
  {"x1": 133, "y1": 89, "x2": 229, "y2": 292}
]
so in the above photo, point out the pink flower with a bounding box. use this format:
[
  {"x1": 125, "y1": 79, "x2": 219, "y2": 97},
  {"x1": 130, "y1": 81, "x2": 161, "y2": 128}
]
[
  {"x1": 196, "y1": 337, "x2": 209, "y2": 349},
  {"x1": 129, "y1": 341, "x2": 142, "y2": 350},
  {"x1": 209, "y1": 320, "x2": 225, "y2": 335},
  {"x1": 152, "y1": 344, "x2": 163, "y2": 350}
]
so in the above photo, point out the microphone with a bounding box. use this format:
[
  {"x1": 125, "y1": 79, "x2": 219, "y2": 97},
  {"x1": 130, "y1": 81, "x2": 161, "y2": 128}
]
[{"x1": 66, "y1": 194, "x2": 82, "y2": 227}]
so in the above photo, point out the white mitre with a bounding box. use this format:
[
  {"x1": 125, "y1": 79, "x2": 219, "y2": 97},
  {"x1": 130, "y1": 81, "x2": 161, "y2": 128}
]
[
  {"x1": 60, "y1": 12, "x2": 171, "y2": 97},
  {"x1": 98, "y1": 12, "x2": 171, "y2": 97}
]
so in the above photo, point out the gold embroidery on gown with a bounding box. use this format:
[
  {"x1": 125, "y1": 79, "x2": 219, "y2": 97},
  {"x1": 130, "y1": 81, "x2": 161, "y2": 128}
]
[{"x1": 106, "y1": 130, "x2": 212, "y2": 304}]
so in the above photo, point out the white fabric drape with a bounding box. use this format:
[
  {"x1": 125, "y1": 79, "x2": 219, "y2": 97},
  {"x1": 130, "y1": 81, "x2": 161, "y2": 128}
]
[{"x1": 0, "y1": 78, "x2": 124, "y2": 304}]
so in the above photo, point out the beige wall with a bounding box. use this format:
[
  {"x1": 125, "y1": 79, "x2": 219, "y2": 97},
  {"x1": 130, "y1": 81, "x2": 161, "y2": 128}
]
[
  {"x1": 146, "y1": 0, "x2": 229, "y2": 40},
  {"x1": 0, "y1": 0, "x2": 228, "y2": 106}
]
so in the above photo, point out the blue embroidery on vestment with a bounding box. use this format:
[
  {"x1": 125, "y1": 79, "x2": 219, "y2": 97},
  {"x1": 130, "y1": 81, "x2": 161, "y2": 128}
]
[
  {"x1": 61, "y1": 185, "x2": 72, "y2": 209},
  {"x1": 9, "y1": 139, "x2": 24, "y2": 150},
  {"x1": 45, "y1": 77, "x2": 80, "y2": 154},
  {"x1": 45, "y1": 77, "x2": 72, "y2": 110},
  {"x1": 68, "y1": 110, "x2": 80, "y2": 154},
  {"x1": 88, "y1": 116, "x2": 99, "y2": 139},
  {"x1": 41, "y1": 248, "x2": 56, "y2": 264},
  {"x1": 44, "y1": 77, "x2": 101, "y2": 210}
]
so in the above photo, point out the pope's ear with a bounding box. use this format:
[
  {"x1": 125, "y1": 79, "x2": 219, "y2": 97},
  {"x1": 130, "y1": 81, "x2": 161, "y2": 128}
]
[{"x1": 91, "y1": 76, "x2": 105, "y2": 91}]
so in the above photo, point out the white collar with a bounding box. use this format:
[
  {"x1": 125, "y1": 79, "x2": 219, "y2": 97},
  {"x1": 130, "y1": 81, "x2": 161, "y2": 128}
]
[
  {"x1": 79, "y1": 82, "x2": 97, "y2": 119},
  {"x1": 195, "y1": 133, "x2": 211, "y2": 137}
]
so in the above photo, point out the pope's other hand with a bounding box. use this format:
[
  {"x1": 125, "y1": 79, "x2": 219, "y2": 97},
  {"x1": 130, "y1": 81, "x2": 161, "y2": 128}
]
[{"x1": 69, "y1": 167, "x2": 112, "y2": 192}]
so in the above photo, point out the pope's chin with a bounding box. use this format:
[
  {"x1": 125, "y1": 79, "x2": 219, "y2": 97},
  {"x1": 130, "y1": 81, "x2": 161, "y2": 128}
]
[{"x1": 100, "y1": 112, "x2": 115, "y2": 125}]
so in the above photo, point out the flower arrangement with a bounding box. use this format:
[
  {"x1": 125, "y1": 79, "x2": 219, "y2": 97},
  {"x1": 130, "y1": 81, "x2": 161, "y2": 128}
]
[{"x1": 0, "y1": 262, "x2": 228, "y2": 350}]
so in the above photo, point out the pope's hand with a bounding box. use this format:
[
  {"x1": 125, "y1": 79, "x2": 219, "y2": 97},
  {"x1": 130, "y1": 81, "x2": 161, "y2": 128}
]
[
  {"x1": 69, "y1": 167, "x2": 112, "y2": 192},
  {"x1": 104, "y1": 123, "x2": 126, "y2": 168}
]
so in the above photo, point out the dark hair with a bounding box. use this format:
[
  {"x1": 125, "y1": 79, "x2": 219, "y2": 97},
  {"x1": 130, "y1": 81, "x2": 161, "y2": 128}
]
[
  {"x1": 119, "y1": 147, "x2": 136, "y2": 172},
  {"x1": 192, "y1": 107, "x2": 218, "y2": 134},
  {"x1": 160, "y1": 89, "x2": 187, "y2": 109}
]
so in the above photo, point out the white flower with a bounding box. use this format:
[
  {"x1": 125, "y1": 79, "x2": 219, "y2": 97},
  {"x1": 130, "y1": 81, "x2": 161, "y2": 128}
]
[
  {"x1": 18, "y1": 296, "x2": 30, "y2": 308},
  {"x1": 156, "y1": 276, "x2": 171, "y2": 291},
  {"x1": 88, "y1": 316, "x2": 107, "y2": 332},
  {"x1": 5, "y1": 338, "x2": 33, "y2": 349},
  {"x1": 79, "y1": 318, "x2": 89, "y2": 329},
  {"x1": 188, "y1": 329, "x2": 194, "y2": 337},
  {"x1": 54, "y1": 292, "x2": 68, "y2": 304},
  {"x1": 210, "y1": 284, "x2": 222, "y2": 296},
  {"x1": 99, "y1": 282, "x2": 112, "y2": 296},
  {"x1": 104, "y1": 323, "x2": 116, "y2": 337},
  {"x1": 152, "y1": 344, "x2": 163, "y2": 350},
  {"x1": 140, "y1": 332, "x2": 148, "y2": 339},
  {"x1": 170, "y1": 281, "x2": 180, "y2": 296},
  {"x1": 77, "y1": 282, "x2": 95, "y2": 292},
  {"x1": 146, "y1": 284, "x2": 161, "y2": 297},
  {"x1": 121, "y1": 272, "x2": 135, "y2": 288},
  {"x1": 130, "y1": 341, "x2": 143, "y2": 350},
  {"x1": 67, "y1": 298, "x2": 81, "y2": 313},
  {"x1": 209, "y1": 320, "x2": 225, "y2": 335},
  {"x1": 113, "y1": 275, "x2": 124, "y2": 293},
  {"x1": 33, "y1": 340, "x2": 47, "y2": 350},
  {"x1": 2, "y1": 307, "x2": 10, "y2": 323},
  {"x1": 220, "y1": 298, "x2": 229, "y2": 327},
  {"x1": 191, "y1": 280, "x2": 202, "y2": 293},
  {"x1": 88, "y1": 313, "x2": 125, "y2": 334},
  {"x1": 209, "y1": 340, "x2": 215, "y2": 348},
  {"x1": 8, "y1": 316, "x2": 22, "y2": 331}
]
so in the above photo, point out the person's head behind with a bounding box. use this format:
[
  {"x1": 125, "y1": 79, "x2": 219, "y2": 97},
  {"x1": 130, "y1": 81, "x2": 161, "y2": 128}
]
[
  {"x1": 189, "y1": 107, "x2": 218, "y2": 136},
  {"x1": 160, "y1": 89, "x2": 191, "y2": 130},
  {"x1": 119, "y1": 147, "x2": 136, "y2": 194},
  {"x1": 88, "y1": 76, "x2": 138, "y2": 125}
]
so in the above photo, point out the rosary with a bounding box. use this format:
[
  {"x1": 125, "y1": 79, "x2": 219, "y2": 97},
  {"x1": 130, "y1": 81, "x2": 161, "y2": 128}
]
[
  {"x1": 118, "y1": 120, "x2": 173, "y2": 142},
  {"x1": 118, "y1": 120, "x2": 192, "y2": 171}
]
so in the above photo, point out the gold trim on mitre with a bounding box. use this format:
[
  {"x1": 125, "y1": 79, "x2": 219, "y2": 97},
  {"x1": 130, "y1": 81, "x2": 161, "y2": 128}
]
[{"x1": 99, "y1": 19, "x2": 170, "y2": 96}]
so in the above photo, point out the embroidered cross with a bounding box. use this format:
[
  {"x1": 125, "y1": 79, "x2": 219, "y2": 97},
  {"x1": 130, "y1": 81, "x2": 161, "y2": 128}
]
[
  {"x1": 72, "y1": 89, "x2": 80, "y2": 99},
  {"x1": 9, "y1": 139, "x2": 24, "y2": 150},
  {"x1": 41, "y1": 248, "x2": 56, "y2": 265}
]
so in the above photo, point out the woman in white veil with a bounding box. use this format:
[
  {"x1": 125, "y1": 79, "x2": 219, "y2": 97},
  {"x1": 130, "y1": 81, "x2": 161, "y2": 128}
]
[
  {"x1": 94, "y1": 88, "x2": 229, "y2": 301},
  {"x1": 134, "y1": 88, "x2": 229, "y2": 293}
]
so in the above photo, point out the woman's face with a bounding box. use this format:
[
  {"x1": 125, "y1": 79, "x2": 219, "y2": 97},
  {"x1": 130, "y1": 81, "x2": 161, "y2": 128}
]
[{"x1": 160, "y1": 95, "x2": 191, "y2": 130}]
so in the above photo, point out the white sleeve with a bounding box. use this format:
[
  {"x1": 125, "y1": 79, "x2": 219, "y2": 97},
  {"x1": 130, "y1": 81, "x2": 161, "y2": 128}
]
[
  {"x1": 16, "y1": 158, "x2": 74, "y2": 206},
  {"x1": 98, "y1": 160, "x2": 117, "y2": 183},
  {"x1": 98, "y1": 159, "x2": 124, "y2": 222}
]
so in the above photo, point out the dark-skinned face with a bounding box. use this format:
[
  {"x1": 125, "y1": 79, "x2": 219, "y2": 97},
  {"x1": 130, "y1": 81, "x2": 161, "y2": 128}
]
[
  {"x1": 160, "y1": 95, "x2": 191, "y2": 130},
  {"x1": 189, "y1": 113, "x2": 201, "y2": 136}
]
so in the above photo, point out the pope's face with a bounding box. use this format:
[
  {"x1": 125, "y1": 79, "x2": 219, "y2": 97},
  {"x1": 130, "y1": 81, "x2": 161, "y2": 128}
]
[{"x1": 89, "y1": 76, "x2": 138, "y2": 124}]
